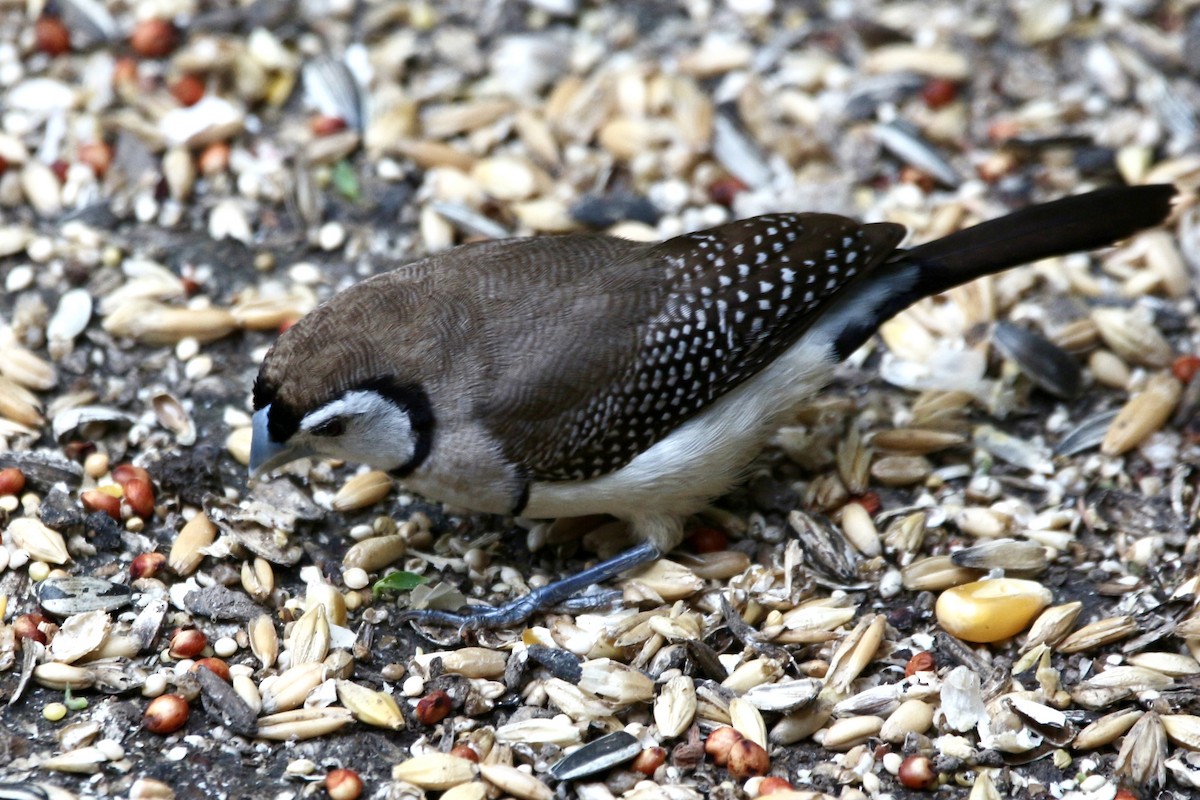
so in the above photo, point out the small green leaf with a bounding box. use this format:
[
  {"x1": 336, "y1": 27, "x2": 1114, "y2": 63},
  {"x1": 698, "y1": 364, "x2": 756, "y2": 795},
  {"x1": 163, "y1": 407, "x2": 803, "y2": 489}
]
[
  {"x1": 332, "y1": 160, "x2": 360, "y2": 201},
  {"x1": 374, "y1": 571, "x2": 427, "y2": 593},
  {"x1": 63, "y1": 686, "x2": 88, "y2": 711}
]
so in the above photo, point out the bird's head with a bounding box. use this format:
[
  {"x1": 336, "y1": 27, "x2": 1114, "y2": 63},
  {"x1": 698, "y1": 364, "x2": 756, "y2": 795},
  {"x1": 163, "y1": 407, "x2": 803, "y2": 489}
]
[{"x1": 248, "y1": 283, "x2": 435, "y2": 479}]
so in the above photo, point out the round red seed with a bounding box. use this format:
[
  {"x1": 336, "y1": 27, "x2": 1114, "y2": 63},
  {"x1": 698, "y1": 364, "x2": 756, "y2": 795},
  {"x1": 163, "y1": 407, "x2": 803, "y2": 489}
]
[
  {"x1": 170, "y1": 74, "x2": 205, "y2": 107},
  {"x1": 1172, "y1": 355, "x2": 1200, "y2": 385},
  {"x1": 920, "y1": 78, "x2": 959, "y2": 109},
  {"x1": 904, "y1": 651, "x2": 936, "y2": 676},
  {"x1": 78, "y1": 142, "x2": 112, "y2": 178},
  {"x1": 169, "y1": 628, "x2": 208, "y2": 659},
  {"x1": 130, "y1": 18, "x2": 178, "y2": 58},
  {"x1": 727, "y1": 739, "x2": 769, "y2": 778},
  {"x1": 708, "y1": 175, "x2": 747, "y2": 207},
  {"x1": 111, "y1": 463, "x2": 151, "y2": 487},
  {"x1": 415, "y1": 690, "x2": 452, "y2": 725},
  {"x1": 143, "y1": 694, "x2": 189, "y2": 734},
  {"x1": 0, "y1": 467, "x2": 26, "y2": 496},
  {"x1": 897, "y1": 755, "x2": 938, "y2": 790},
  {"x1": 326, "y1": 768, "x2": 363, "y2": 800},
  {"x1": 310, "y1": 115, "x2": 349, "y2": 136},
  {"x1": 449, "y1": 744, "x2": 479, "y2": 763},
  {"x1": 631, "y1": 747, "x2": 666, "y2": 775},
  {"x1": 130, "y1": 552, "x2": 167, "y2": 580},
  {"x1": 13, "y1": 613, "x2": 52, "y2": 646},
  {"x1": 123, "y1": 477, "x2": 156, "y2": 518},
  {"x1": 81, "y1": 490, "x2": 122, "y2": 521},
  {"x1": 758, "y1": 776, "x2": 794, "y2": 795},
  {"x1": 688, "y1": 526, "x2": 727, "y2": 554},
  {"x1": 704, "y1": 726, "x2": 743, "y2": 767},
  {"x1": 191, "y1": 657, "x2": 230, "y2": 682},
  {"x1": 34, "y1": 16, "x2": 71, "y2": 56}
]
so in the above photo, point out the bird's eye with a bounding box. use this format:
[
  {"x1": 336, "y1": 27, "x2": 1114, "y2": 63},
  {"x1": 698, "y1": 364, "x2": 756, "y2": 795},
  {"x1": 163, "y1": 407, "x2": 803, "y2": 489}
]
[{"x1": 311, "y1": 417, "x2": 345, "y2": 437}]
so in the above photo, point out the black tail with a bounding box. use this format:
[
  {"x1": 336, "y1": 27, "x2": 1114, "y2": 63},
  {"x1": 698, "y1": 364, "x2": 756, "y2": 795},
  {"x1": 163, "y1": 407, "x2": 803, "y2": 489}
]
[
  {"x1": 830, "y1": 184, "x2": 1176, "y2": 360},
  {"x1": 904, "y1": 184, "x2": 1176, "y2": 295}
]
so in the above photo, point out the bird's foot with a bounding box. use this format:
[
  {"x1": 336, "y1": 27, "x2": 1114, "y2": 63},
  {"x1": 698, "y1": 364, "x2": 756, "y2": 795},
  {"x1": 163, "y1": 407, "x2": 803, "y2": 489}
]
[{"x1": 394, "y1": 540, "x2": 663, "y2": 634}]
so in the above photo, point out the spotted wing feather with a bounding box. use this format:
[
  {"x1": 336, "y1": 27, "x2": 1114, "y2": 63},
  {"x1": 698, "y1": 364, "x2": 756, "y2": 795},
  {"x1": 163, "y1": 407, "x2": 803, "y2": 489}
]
[{"x1": 487, "y1": 213, "x2": 906, "y2": 481}]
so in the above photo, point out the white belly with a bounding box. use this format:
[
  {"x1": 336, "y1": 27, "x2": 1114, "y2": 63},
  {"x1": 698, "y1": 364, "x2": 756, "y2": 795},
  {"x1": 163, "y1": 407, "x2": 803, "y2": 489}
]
[{"x1": 521, "y1": 336, "x2": 838, "y2": 522}]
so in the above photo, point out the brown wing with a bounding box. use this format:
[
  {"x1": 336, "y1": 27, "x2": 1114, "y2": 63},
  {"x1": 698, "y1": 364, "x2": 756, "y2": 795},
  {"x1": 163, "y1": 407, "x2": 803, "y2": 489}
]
[{"x1": 481, "y1": 213, "x2": 907, "y2": 481}]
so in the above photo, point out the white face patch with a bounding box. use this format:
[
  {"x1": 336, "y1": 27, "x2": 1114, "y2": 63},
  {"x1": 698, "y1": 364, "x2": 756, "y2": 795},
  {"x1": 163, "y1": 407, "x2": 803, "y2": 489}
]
[{"x1": 300, "y1": 390, "x2": 416, "y2": 471}]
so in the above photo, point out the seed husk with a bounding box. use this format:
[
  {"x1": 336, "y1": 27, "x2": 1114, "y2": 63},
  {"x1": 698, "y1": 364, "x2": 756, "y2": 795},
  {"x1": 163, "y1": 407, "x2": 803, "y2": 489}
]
[
  {"x1": 871, "y1": 427, "x2": 967, "y2": 454},
  {"x1": 1126, "y1": 652, "x2": 1200, "y2": 677},
  {"x1": 1074, "y1": 708, "x2": 1143, "y2": 750},
  {"x1": 621, "y1": 559, "x2": 704, "y2": 602},
  {"x1": 479, "y1": 764, "x2": 553, "y2": 800},
  {"x1": 839, "y1": 502, "x2": 881, "y2": 558},
  {"x1": 494, "y1": 717, "x2": 582, "y2": 747},
  {"x1": 241, "y1": 558, "x2": 274, "y2": 603},
  {"x1": 1100, "y1": 372, "x2": 1183, "y2": 456},
  {"x1": 901, "y1": 555, "x2": 981, "y2": 592},
  {"x1": 1091, "y1": 306, "x2": 1173, "y2": 368},
  {"x1": 653, "y1": 674, "x2": 696, "y2": 738},
  {"x1": 822, "y1": 715, "x2": 884, "y2": 750},
  {"x1": 103, "y1": 302, "x2": 239, "y2": 345},
  {"x1": 287, "y1": 603, "x2": 330, "y2": 666},
  {"x1": 741, "y1": 679, "x2": 821, "y2": 713},
  {"x1": 579, "y1": 658, "x2": 654, "y2": 705},
  {"x1": 248, "y1": 614, "x2": 278, "y2": 669},
  {"x1": 168, "y1": 513, "x2": 217, "y2": 575},
  {"x1": 336, "y1": 680, "x2": 405, "y2": 730},
  {"x1": 255, "y1": 707, "x2": 353, "y2": 741},
  {"x1": 880, "y1": 699, "x2": 935, "y2": 743},
  {"x1": 391, "y1": 753, "x2": 478, "y2": 790},
  {"x1": 0, "y1": 341, "x2": 57, "y2": 390},
  {"x1": 412, "y1": 647, "x2": 508, "y2": 680},
  {"x1": 259, "y1": 662, "x2": 326, "y2": 713},
  {"x1": 1116, "y1": 711, "x2": 1167, "y2": 786},
  {"x1": 332, "y1": 470, "x2": 393, "y2": 512},
  {"x1": 1022, "y1": 602, "x2": 1083, "y2": 652},
  {"x1": 836, "y1": 425, "x2": 871, "y2": 495},
  {"x1": 342, "y1": 534, "x2": 407, "y2": 572},
  {"x1": 1163, "y1": 715, "x2": 1200, "y2": 751},
  {"x1": 543, "y1": 678, "x2": 618, "y2": 722},
  {"x1": 47, "y1": 609, "x2": 111, "y2": 664},
  {"x1": 722, "y1": 657, "x2": 785, "y2": 694},
  {"x1": 729, "y1": 697, "x2": 768, "y2": 749},
  {"x1": 9, "y1": 517, "x2": 70, "y2": 564},
  {"x1": 1056, "y1": 615, "x2": 1138, "y2": 653},
  {"x1": 825, "y1": 616, "x2": 886, "y2": 694}
]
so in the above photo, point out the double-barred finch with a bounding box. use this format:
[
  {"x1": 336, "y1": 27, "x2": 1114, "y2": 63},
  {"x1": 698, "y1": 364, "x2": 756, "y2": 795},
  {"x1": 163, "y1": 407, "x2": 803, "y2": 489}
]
[{"x1": 250, "y1": 183, "x2": 1176, "y2": 629}]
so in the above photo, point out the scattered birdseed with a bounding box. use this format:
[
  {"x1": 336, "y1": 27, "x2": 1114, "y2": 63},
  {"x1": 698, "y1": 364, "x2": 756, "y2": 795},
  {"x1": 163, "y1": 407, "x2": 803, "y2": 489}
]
[{"x1": 0, "y1": 1, "x2": 1197, "y2": 798}]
